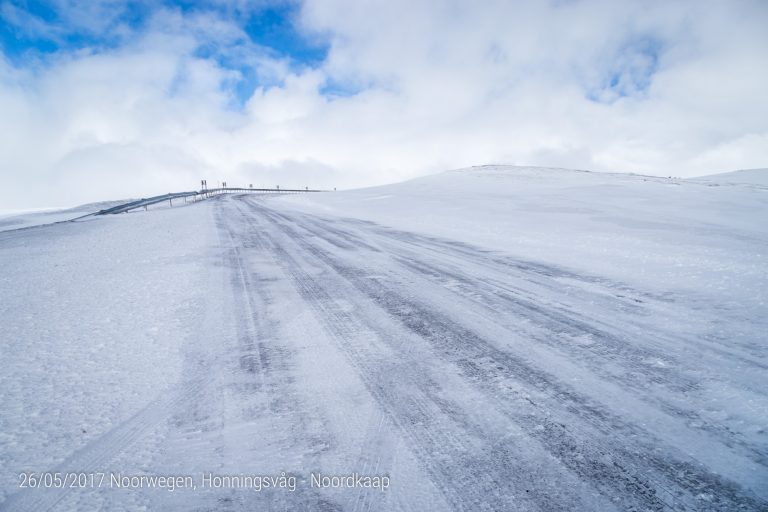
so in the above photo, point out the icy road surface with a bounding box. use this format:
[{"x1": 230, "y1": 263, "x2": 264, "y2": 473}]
[{"x1": 2, "y1": 174, "x2": 767, "y2": 510}]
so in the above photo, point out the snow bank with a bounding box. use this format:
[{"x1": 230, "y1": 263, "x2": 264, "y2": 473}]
[
  {"x1": 0, "y1": 200, "x2": 130, "y2": 233},
  {"x1": 0, "y1": 201, "x2": 219, "y2": 505}
]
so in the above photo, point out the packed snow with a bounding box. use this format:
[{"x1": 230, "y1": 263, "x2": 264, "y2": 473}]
[{"x1": 1, "y1": 166, "x2": 766, "y2": 511}]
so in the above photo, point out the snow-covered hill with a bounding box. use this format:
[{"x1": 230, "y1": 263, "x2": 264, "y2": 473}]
[{"x1": 693, "y1": 168, "x2": 768, "y2": 186}]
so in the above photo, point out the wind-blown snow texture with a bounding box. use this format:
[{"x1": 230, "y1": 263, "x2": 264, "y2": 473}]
[{"x1": 1, "y1": 166, "x2": 766, "y2": 510}]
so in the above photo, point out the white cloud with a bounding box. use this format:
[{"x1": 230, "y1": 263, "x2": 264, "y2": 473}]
[{"x1": 1, "y1": 0, "x2": 767, "y2": 208}]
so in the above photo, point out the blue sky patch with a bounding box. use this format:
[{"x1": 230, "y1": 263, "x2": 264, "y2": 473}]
[
  {"x1": 587, "y1": 36, "x2": 662, "y2": 103},
  {"x1": 0, "y1": 0, "x2": 151, "y2": 63},
  {"x1": 320, "y1": 77, "x2": 367, "y2": 99},
  {"x1": 0, "y1": 0, "x2": 333, "y2": 106},
  {"x1": 244, "y1": 3, "x2": 327, "y2": 67}
]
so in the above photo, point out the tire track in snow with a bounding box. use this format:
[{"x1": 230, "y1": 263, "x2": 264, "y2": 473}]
[
  {"x1": 213, "y1": 204, "x2": 342, "y2": 511},
  {"x1": 236, "y1": 200, "x2": 619, "y2": 511},
  {"x1": 284, "y1": 206, "x2": 768, "y2": 468},
  {"x1": 245, "y1": 197, "x2": 767, "y2": 511},
  {"x1": 0, "y1": 379, "x2": 205, "y2": 512},
  {"x1": 221, "y1": 200, "x2": 407, "y2": 512}
]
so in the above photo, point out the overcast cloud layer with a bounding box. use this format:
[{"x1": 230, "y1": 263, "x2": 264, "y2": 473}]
[{"x1": 1, "y1": 0, "x2": 767, "y2": 209}]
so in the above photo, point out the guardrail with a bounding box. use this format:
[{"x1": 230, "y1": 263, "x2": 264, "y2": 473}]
[{"x1": 92, "y1": 187, "x2": 323, "y2": 216}]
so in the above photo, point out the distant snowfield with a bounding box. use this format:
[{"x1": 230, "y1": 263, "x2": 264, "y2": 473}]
[
  {"x1": 0, "y1": 200, "x2": 130, "y2": 232},
  {"x1": 0, "y1": 207, "x2": 86, "y2": 232},
  {"x1": 694, "y1": 168, "x2": 768, "y2": 186},
  {"x1": 1, "y1": 166, "x2": 766, "y2": 510}
]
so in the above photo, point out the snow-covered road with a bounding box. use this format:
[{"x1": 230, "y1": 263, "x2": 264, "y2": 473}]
[
  {"x1": 212, "y1": 194, "x2": 767, "y2": 511},
  {"x1": 2, "y1": 180, "x2": 767, "y2": 510}
]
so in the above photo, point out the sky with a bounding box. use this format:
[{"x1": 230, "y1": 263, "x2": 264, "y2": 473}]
[{"x1": 1, "y1": 0, "x2": 767, "y2": 209}]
